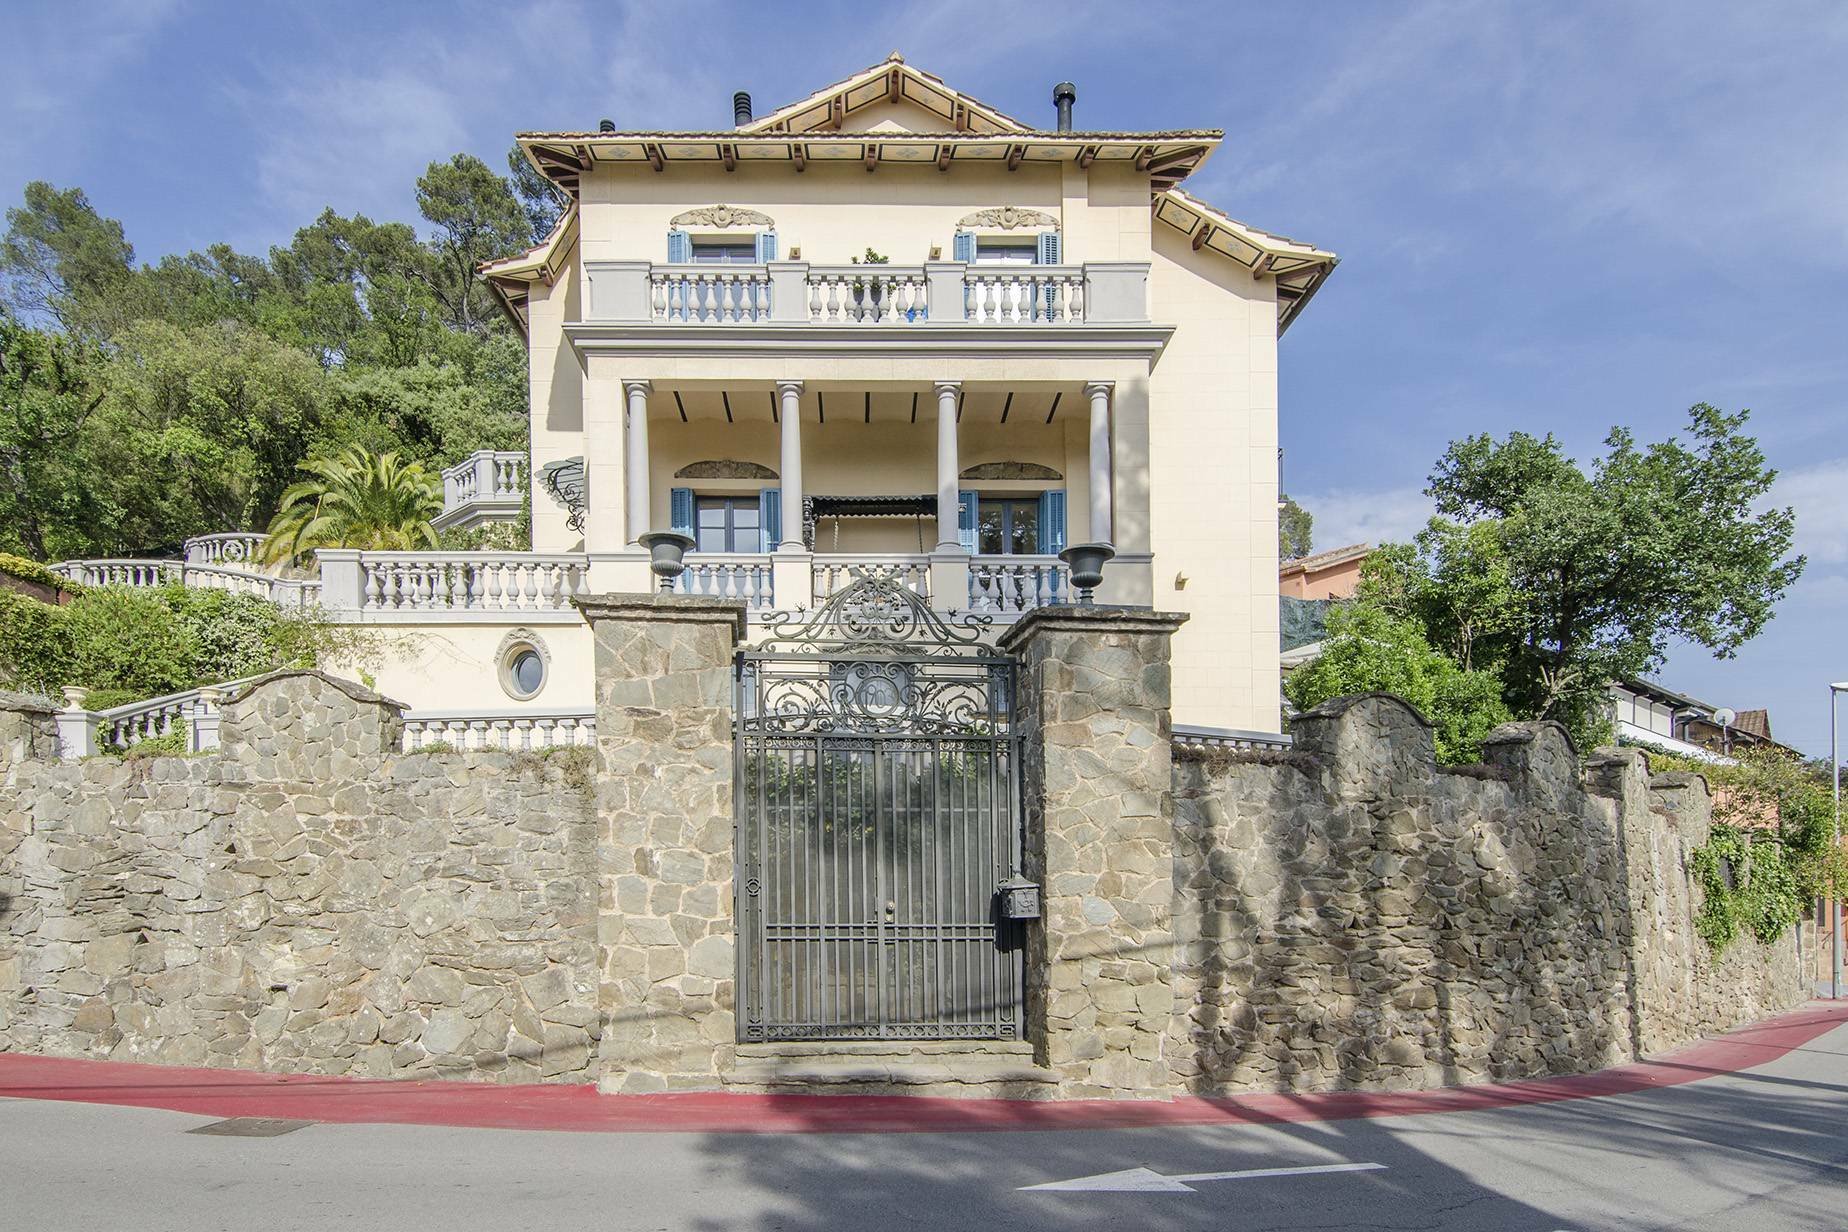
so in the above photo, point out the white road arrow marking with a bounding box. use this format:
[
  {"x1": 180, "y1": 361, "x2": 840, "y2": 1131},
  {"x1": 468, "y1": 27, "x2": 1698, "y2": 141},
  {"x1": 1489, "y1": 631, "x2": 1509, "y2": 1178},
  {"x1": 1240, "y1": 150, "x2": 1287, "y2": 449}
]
[{"x1": 1020, "y1": 1161, "x2": 1388, "y2": 1193}]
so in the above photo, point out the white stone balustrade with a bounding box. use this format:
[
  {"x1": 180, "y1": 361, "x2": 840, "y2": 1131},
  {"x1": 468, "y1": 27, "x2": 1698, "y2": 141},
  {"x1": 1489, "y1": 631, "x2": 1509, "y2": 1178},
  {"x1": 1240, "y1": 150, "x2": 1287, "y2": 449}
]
[
  {"x1": 183, "y1": 532, "x2": 267, "y2": 566},
  {"x1": 436, "y1": 450, "x2": 527, "y2": 530},
  {"x1": 401, "y1": 709, "x2": 596, "y2": 752},
  {"x1": 812, "y1": 555, "x2": 933, "y2": 601},
  {"x1": 804, "y1": 266, "x2": 931, "y2": 324},
  {"x1": 350, "y1": 552, "x2": 590, "y2": 614},
  {"x1": 968, "y1": 556, "x2": 1070, "y2": 613},
  {"x1": 650, "y1": 266, "x2": 774, "y2": 322},
  {"x1": 675, "y1": 555, "x2": 775, "y2": 608},
  {"x1": 1172, "y1": 724, "x2": 1293, "y2": 752},
  {"x1": 966, "y1": 268, "x2": 1086, "y2": 324},
  {"x1": 50, "y1": 558, "x2": 319, "y2": 608},
  {"x1": 584, "y1": 260, "x2": 1148, "y2": 326}
]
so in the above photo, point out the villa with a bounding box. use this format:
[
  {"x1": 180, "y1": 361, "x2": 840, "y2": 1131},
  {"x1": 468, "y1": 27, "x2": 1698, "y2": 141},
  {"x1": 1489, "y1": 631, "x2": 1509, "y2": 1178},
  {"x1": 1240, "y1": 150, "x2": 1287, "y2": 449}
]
[{"x1": 55, "y1": 54, "x2": 1338, "y2": 749}]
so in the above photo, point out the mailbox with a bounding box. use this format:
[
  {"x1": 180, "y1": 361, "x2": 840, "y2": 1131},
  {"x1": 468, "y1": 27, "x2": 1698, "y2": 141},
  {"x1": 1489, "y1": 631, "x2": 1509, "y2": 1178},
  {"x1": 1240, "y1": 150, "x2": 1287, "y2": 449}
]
[{"x1": 997, "y1": 875, "x2": 1041, "y2": 921}]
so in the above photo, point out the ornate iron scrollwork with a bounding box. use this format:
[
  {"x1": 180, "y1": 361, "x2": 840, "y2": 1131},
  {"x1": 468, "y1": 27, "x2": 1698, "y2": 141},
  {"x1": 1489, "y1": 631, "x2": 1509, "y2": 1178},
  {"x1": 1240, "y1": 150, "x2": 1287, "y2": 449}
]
[{"x1": 740, "y1": 570, "x2": 1011, "y2": 737}]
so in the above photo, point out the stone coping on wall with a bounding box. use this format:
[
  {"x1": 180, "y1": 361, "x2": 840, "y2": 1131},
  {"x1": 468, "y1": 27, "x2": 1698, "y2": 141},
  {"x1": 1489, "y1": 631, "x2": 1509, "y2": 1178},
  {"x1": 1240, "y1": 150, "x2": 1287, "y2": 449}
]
[
  {"x1": 222, "y1": 668, "x2": 407, "y2": 711},
  {"x1": 573, "y1": 592, "x2": 750, "y2": 641},
  {"x1": 994, "y1": 603, "x2": 1189, "y2": 653},
  {"x1": 0, "y1": 690, "x2": 59, "y2": 714}
]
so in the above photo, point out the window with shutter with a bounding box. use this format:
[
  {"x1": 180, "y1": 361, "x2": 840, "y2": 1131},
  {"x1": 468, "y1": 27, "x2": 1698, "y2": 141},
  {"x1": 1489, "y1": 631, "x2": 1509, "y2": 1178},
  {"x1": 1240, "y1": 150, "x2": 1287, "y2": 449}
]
[
  {"x1": 957, "y1": 490, "x2": 979, "y2": 553},
  {"x1": 667, "y1": 230, "x2": 691, "y2": 264},
  {"x1": 670, "y1": 487, "x2": 695, "y2": 537},
  {"x1": 759, "y1": 487, "x2": 781, "y2": 549},
  {"x1": 952, "y1": 232, "x2": 975, "y2": 263},
  {"x1": 754, "y1": 230, "x2": 778, "y2": 263},
  {"x1": 1037, "y1": 490, "x2": 1067, "y2": 554},
  {"x1": 1035, "y1": 231, "x2": 1061, "y2": 265}
]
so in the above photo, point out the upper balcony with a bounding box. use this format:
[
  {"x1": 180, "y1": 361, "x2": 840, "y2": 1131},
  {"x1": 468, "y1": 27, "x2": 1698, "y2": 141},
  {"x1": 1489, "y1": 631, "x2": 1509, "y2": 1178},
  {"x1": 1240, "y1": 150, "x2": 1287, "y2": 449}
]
[
  {"x1": 435, "y1": 450, "x2": 527, "y2": 531},
  {"x1": 572, "y1": 260, "x2": 1163, "y2": 353}
]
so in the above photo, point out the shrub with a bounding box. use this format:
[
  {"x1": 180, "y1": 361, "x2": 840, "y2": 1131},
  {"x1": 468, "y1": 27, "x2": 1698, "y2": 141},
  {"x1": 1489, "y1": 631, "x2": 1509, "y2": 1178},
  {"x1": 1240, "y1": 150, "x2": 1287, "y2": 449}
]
[
  {"x1": 0, "y1": 552, "x2": 77, "y2": 592},
  {"x1": 0, "y1": 583, "x2": 357, "y2": 702}
]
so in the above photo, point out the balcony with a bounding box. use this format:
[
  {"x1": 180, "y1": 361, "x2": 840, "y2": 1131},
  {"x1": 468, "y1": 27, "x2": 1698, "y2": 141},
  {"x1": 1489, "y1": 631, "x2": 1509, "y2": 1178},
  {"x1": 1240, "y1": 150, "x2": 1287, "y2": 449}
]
[
  {"x1": 435, "y1": 450, "x2": 527, "y2": 530},
  {"x1": 580, "y1": 260, "x2": 1152, "y2": 331}
]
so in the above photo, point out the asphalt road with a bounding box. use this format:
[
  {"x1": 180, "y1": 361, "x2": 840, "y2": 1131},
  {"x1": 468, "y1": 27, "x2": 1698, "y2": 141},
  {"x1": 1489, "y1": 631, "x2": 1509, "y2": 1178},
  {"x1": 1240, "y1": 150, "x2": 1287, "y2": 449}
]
[{"x1": 3, "y1": 1020, "x2": 1844, "y2": 1231}]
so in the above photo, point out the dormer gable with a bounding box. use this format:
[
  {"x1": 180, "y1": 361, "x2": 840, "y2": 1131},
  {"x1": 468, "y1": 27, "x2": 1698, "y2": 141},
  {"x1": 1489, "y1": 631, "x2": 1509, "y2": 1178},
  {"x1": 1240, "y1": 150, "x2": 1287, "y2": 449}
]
[{"x1": 741, "y1": 53, "x2": 1033, "y2": 135}]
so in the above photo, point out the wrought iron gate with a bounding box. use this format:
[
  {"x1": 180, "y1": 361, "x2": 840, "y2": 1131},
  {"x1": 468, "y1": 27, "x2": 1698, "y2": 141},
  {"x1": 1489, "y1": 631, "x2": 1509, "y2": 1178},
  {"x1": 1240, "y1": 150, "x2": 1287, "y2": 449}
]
[{"x1": 735, "y1": 572, "x2": 1024, "y2": 1041}]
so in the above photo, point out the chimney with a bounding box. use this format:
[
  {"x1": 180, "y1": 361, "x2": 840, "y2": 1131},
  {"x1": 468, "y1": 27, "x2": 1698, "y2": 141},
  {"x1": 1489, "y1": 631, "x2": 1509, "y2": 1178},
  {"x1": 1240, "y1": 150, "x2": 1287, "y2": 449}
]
[
  {"x1": 598, "y1": 118, "x2": 616, "y2": 133},
  {"x1": 733, "y1": 91, "x2": 753, "y2": 126},
  {"x1": 1053, "y1": 82, "x2": 1076, "y2": 132}
]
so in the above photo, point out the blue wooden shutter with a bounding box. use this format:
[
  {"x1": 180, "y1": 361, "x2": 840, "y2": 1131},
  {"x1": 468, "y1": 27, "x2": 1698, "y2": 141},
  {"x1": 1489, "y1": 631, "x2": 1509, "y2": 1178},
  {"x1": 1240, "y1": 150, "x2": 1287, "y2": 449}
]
[
  {"x1": 667, "y1": 229, "x2": 691, "y2": 264},
  {"x1": 759, "y1": 487, "x2": 781, "y2": 550},
  {"x1": 754, "y1": 230, "x2": 778, "y2": 262},
  {"x1": 957, "y1": 490, "x2": 979, "y2": 552},
  {"x1": 1038, "y1": 490, "x2": 1067, "y2": 554},
  {"x1": 1035, "y1": 230, "x2": 1061, "y2": 265},
  {"x1": 670, "y1": 487, "x2": 695, "y2": 538},
  {"x1": 952, "y1": 231, "x2": 975, "y2": 263}
]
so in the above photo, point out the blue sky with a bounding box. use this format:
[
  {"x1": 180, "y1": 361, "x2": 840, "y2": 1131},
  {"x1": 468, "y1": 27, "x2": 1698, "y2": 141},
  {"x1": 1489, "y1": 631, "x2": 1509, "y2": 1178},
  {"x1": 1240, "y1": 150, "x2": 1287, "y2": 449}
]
[{"x1": 6, "y1": 1, "x2": 1845, "y2": 754}]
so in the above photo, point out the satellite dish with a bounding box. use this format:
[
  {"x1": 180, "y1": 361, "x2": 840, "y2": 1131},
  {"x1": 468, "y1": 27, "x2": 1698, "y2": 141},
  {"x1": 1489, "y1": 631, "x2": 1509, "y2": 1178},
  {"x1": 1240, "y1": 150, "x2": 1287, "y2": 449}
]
[{"x1": 1712, "y1": 707, "x2": 1737, "y2": 728}]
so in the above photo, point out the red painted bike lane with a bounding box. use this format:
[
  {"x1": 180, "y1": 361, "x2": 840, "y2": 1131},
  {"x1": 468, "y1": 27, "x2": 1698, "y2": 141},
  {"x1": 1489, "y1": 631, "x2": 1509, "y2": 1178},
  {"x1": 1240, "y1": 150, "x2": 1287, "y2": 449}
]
[{"x1": 1, "y1": 1001, "x2": 1841, "y2": 1136}]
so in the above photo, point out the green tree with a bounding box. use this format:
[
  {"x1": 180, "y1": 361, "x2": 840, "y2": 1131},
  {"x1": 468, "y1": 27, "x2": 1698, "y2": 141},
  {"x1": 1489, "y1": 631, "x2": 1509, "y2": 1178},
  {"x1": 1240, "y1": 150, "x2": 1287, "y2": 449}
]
[
  {"x1": 507, "y1": 143, "x2": 567, "y2": 244},
  {"x1": 414, "y1": 154, "x2": 531, "y2": 337},
  {"x1": 1284, "y1": 602, "x2": 1513, "y2": 764},
  {"x1": 0, "y1": 313, "x2": 109, "y2": 559},
  {"x1": 1365, "y1": 405, "x2": 1802, "y2": 748},
  {"x1": 0, "y1": 182, "x2": 135, "y2": 336},
  {"x1": 96, "y1": 320, "x2": 329, "y2": 550},
  {"x1": 1278, "y1": 493, "x2": 1313, "y2": 560},
  {"x1": 260, "y1": 445, "x2": 443, "y2": 564}
]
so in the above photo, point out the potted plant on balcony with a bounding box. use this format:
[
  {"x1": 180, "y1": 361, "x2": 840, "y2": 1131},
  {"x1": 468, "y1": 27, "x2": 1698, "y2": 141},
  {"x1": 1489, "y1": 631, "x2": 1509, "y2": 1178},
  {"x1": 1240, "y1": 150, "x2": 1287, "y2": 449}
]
[{"x1": 850, "y1": 248, "x2": 890, "y2": 319}]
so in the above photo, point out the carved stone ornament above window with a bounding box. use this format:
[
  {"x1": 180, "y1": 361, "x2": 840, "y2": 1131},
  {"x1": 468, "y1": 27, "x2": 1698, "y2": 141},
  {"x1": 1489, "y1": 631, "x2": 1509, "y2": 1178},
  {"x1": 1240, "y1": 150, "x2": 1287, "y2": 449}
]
[
  {"x1": 674, "y1": 459, "x2": 779, "y2": 480},
  {"x1": 959, "y1": 461, "x2": 1064, "y2": 481},
  {"x1": 670, "y1": 205, "x2": 775, "y2": 230},
  {"x1": 956, "y1": 207, "x2": 1059, "y2": 231}
]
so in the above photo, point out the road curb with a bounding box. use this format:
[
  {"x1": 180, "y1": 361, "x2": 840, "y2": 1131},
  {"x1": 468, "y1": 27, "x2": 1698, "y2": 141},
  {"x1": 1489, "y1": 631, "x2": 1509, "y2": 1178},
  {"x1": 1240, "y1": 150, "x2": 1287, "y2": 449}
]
[{"x1": 1, "y1": 1000, "x2": 1842, "y2": 1135}]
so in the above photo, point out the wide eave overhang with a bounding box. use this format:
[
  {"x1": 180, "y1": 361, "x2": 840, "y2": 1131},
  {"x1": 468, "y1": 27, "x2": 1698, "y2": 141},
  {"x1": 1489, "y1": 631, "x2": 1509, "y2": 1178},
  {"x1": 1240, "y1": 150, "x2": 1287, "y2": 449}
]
[{"x1": 516, "y1": 129, "x2": 1223, "y2": 195}]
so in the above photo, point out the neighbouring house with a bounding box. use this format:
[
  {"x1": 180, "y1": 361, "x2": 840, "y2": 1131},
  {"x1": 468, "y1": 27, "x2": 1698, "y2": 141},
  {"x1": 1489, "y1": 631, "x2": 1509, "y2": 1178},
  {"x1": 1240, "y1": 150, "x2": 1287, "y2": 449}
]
[
  {"x1": 49, "y1": 53, "x2": 1339, "y2": 742},
  {"x1": 1608, "y1": 677, "x2": 1795, "y2": 763},
  {"x1": 1278, "y1": 541, "x2": 1369, "y2": 600}
]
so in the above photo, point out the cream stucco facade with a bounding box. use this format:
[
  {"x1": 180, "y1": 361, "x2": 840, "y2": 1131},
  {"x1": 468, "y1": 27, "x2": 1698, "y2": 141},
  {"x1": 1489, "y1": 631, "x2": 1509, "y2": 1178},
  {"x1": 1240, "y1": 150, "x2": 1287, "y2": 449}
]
[{"x1": 287, "y1": 57, "x2": 1334, "y2": 735}]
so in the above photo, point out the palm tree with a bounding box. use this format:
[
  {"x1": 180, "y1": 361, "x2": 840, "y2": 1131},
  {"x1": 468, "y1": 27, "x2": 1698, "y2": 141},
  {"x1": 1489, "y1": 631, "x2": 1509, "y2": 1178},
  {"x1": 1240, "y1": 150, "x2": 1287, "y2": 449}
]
[{"x1": 260, "y1": 446, "x2": 444, "y2": 566}]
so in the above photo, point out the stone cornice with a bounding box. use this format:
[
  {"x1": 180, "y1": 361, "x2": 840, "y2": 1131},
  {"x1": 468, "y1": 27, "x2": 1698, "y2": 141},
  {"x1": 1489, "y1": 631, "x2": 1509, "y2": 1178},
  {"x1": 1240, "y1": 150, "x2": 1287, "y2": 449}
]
[
  {"x1": 574, "y1": 592, "x2": 750, "y2": 643},
  {"x1": 564, "y1": 322, "x2": 1172, "y2": 362},
  {"x1": 996, "y1": 604, "x2": 1189, "y2": 653}
]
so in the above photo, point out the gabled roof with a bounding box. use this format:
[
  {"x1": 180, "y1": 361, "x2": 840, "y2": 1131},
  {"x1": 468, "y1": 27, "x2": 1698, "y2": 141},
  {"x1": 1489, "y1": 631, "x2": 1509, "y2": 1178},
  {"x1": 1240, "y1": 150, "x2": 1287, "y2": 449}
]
[
  {"x1": 1279, "y1": 543, "x2": 1371, "y2": 577},
  {"x1": 741, "y1": 52, "x2": 1034, "y2": 136},
  {"x1": 479, "y1": 204, "x2": 578, "y2": 330},
  {"x1": 1155, "y1": 189, "x2": 1339, "y2": 333}
]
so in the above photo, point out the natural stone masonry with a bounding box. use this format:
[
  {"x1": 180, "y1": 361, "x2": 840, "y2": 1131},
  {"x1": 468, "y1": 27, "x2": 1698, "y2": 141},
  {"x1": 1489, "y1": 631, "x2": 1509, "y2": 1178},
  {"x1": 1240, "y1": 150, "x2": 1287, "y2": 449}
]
[
  {"x1": 0, "y1": 618, "x2": 1811, "y2": 1098},
  {"x1": 1000, "y1": 606, "x2": 1189, "y2": 1098},
  {"x1": 0, "y1": 671, "x2": 599, "y2": 1081},
  {"x1": 1171, "y1": 694, "x2": 1807, "y2": 1094},
  {"x1": 577, "y1": 594, "x2": 746, "y2": 1093}
]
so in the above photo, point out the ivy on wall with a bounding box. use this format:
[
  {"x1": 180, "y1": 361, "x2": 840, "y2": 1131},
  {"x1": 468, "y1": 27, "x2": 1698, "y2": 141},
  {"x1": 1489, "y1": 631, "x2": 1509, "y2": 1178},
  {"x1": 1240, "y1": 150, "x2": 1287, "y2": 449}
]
[{"x1": 1689, "y1": 824, "x2": 1805, "y2": 951}]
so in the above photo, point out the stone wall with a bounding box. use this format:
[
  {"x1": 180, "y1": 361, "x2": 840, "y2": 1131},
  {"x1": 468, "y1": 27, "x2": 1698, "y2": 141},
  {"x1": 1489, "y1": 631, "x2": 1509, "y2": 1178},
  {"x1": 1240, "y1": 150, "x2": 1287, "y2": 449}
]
[
  {"x1": 1171, "y1": 694, "x2": 1808, "y2": 1095},
  {"x1": 0, "y1": 607, "x2": 1813, "y2": 1099},
  {"x1": 0, "y1": 671, "x2": 601, "y2": 1082}
]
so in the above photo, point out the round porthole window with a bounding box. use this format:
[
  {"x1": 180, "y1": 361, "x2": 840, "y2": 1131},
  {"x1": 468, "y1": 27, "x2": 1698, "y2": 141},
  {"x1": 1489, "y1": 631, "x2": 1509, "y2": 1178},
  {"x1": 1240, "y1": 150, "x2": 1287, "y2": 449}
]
[{"x1": 497, "y1": 631, "x2": 550, "y2": 701}]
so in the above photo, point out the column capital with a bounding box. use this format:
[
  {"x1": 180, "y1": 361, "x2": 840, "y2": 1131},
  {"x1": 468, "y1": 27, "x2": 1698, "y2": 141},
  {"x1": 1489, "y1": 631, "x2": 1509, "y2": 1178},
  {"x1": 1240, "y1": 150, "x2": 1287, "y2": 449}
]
[
  {"x1": 774, "y1": 378, "x2": 805, "y2": 396},
  {"x1": 1083, "y1": 380, "x2": 1115, "y2": 397},
  {"x1": 932, "y1": 379, "x2": 963, "y2": 396},
  {"x1": 622, "y1": 378, "x2": 653, "y2": 397}
]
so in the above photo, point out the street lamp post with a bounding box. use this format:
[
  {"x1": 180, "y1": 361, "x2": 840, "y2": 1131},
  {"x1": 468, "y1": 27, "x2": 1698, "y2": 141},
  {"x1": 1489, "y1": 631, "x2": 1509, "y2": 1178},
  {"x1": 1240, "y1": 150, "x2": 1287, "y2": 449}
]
[{"x1": 1829, "y1": 683, "x2": 1848, "y2": 1000}]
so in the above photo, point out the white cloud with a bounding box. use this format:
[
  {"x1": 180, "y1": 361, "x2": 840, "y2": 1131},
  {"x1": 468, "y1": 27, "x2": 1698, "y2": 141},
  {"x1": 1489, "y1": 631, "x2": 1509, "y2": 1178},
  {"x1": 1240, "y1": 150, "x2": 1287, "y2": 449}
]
[
  {"x1": 1771, "y1": 457, "x2": 1848, "y2": 567},
  {"x1": 1294, "y1": 484, "x2": 1432, "y2": 552}
]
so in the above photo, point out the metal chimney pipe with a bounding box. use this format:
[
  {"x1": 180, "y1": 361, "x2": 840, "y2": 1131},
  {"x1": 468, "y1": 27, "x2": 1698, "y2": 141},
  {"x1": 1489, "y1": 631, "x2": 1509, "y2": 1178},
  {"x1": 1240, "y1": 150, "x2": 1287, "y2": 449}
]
[
  {"x1": 733, "y1": 92, "x2": 753, "y2": 126},
  {"x1": 598, "y1": 118, "x2": 616, "y2": 133},
  {"x1": 1053, "y1": 82, "x2": 1076, "y2": 132}
]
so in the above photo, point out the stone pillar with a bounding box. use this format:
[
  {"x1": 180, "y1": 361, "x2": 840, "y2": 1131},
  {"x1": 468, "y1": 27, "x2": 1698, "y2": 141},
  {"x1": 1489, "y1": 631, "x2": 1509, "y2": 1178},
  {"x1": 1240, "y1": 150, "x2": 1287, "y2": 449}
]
[
  {"x1": 0, "y1": 690, "x2": 59, "y2": 774},
  {"x1": 1084, "y1": 381, "x2": 1114, "y2": 544},
  {"x1": 576, "y1": 593, "x2": 748, "y2": 1093},
  {"x1": 54, "y1": 687, "x2": 99, "y2": 762},
  {"x1": 934, "y1": 380, "x2": 962, "y2": 552},
  {"x1": 584, "y1": 368, "x2": 627, "y2": 555},
  {"x1": 623, "y1": 379, "x2": 653, "y2": 545},
  {"x1": 776, "y1": 379, "x2": 804, "y2": 551},
  {"x1": 998, "y1": 605, "x2": 1188, "y2": 1097}
]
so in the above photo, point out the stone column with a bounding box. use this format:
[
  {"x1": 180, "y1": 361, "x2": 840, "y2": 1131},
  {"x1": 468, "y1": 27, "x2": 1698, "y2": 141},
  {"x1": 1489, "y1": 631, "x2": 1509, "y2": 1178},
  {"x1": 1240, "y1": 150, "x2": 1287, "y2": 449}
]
[
  {"x1": 1084, "y1": 381, "x2": 1114, "y2": 544},
  {"x1": 934, "y1": 380, "x2": 962, "y2": 552},
  {"x1": 576, "y1": 593, "x2": 748, "y2": 1093},
  {"x1": 776, "y1": 379, "x2": 804, "y2": 551},
  {"x1": 624, "y1": 379, "x2": 653, "y2": 545},
  {"x1": 998, "y1": 605, "x2": 1188, "y2": 1097}
]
